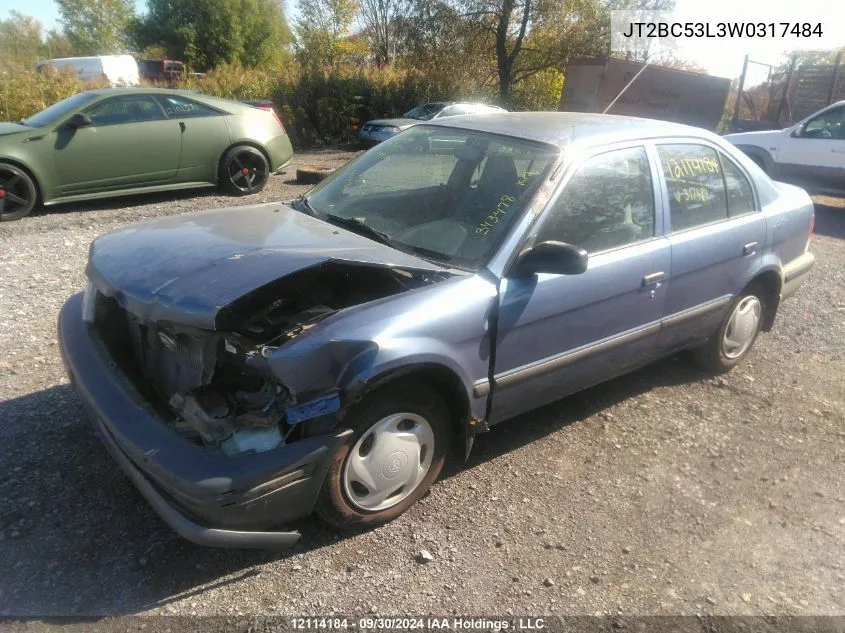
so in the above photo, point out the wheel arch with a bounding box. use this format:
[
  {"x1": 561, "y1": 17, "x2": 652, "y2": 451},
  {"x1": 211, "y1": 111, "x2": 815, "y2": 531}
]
[
  {"x1": 353, "y1": 362, "x2": 473, "y2": 458},
  {"x1": 0, "y1": 156, "x2": 44, "y2": 204},
  {"x1": 746, "y1": 267, "x2": 782, "y2": 331},
  {"x1": 218, "y1": 141, "x2": 272, "y2": 181},
  {"x1": 734, "y1": 145, "x2": 776, "y2": 175}
]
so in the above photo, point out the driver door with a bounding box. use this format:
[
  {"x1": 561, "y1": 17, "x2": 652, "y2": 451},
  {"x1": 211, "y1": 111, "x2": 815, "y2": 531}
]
[
  {"x1": 489, "y1": 145, "x2": 670, "y2": 424},
  {"x1": 776, "y1": 104, "x2": 845, "y2": 190},
  {"x1": 52, "y1": 94, "x2": 182, "y2": 195}
]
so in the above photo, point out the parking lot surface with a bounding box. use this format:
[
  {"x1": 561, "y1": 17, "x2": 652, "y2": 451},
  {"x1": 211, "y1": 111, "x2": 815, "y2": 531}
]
[{"x1": 1, "y1": 151, "x2": 843, "y2": 617}]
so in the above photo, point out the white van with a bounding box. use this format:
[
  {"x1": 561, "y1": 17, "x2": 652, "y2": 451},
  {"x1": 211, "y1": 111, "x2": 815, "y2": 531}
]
[{"x1": 35, "y1": 55, "x2": 140, "y2": 86}]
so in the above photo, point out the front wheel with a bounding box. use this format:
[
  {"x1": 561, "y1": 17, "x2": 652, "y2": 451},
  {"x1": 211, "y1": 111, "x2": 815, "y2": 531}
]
[
  {"x1": 316, "y1": 385, "x2": 451, "y2": 529},
  {"x1": 219, "y1": 145, "x2": 270, "y2": 196},
  {"x1": 692, "y1": 287, "x2": 765, "y2": 373},
  {"x1": 0, "y1": 163, "x2": 38, "y2": 222}
]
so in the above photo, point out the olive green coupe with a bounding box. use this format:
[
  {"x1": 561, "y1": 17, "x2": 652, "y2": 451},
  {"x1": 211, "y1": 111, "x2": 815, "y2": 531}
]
[{"x1": 0, "y1": 88, "x2": 293, "y2": 221}]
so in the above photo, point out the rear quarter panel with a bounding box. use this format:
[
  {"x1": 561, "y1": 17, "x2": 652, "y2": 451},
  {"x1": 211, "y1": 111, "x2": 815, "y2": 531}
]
[
  {"x1": 765, "y1": 181, "x2": 814, "y2": 268},
  {"x1": 225, "y1": 111, "x2": 293, "y2": 171}
]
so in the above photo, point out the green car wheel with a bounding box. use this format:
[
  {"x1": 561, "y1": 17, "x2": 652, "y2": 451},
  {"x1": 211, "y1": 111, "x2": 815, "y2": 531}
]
[
  {"x1": 0, "y1": 164, "x2": 37, "y2": 222},
  {"x1": 220, "y1": 145, "x2": 270, "y2": 196}
]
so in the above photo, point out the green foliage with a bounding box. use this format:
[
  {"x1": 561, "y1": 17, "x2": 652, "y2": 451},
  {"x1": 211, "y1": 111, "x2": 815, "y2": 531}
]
[
  {"x1": 294, "y1": 0, "x2": 359, "y2": 67},
  {"x1": 133, "y1": 0, "x2": 293, "y2": 70},
  {"x1": 56, "y1": 0, "x2": 135, "y2": 54},
  {"x1": 0, "y1": 12, "x2": 79, "y2": 70},
  {"x1": 510, "y1": 68, "x2": 563, "y2": 111},
  {"x1": 0, "y1": 67, "x2": 106, "y2": 123}
]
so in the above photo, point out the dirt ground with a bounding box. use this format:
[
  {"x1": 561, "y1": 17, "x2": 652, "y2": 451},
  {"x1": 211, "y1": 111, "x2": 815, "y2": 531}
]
[{"x1": 0, "y1": 151, "x2": 843, "y2": 621}]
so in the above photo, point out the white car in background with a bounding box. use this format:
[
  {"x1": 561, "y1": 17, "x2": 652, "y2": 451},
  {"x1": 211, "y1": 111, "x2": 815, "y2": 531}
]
[
  {"x1": 35, "y1": 55, "x2": 140, "y2": 87},
  {"x1": 723, "y1": 100, "x2": 845, "y2": 193}
]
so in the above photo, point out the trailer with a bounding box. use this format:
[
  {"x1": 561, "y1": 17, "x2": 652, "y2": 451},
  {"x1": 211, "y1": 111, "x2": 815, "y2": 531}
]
[{"x1": 559, "y1": 57, "x2": 732, "y2": 130}]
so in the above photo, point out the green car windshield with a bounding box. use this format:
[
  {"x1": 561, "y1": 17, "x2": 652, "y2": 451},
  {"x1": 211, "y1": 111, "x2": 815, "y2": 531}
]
[
  {"x1": 22, "y1": 92, "x2": 98, "y2": 128},
  {"x1": 304, "y1": 126, "x2": 559, "y2": 270}
]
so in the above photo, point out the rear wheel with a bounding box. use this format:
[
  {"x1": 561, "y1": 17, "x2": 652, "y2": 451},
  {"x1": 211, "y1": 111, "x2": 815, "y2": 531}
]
[
  {"x1": 316, "y1": 385, "x2": 450, "y2": 529},
  {"x1": 692, "y1": 287, "x2": 765, "y2": 373},
  {"x1": 219, "y1": 145, "x2": 270, "y2": 196},
  {"x1": 0, "y1": 163, "x2": 37, "y2": 222}
]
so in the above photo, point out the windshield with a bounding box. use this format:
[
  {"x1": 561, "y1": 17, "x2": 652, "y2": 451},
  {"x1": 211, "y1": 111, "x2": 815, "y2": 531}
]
[
  {"x1": 22, "y1": 92, "x2": 98, "y2": 128},
  {"x1": 304, "y1": 126, "x2": 559, "y2": 270},
  {"x1": 403, "y1": 103, "x2": 447, "y2": 121}
]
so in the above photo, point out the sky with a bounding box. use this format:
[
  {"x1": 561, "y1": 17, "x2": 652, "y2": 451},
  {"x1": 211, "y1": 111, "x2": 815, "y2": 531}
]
[{"x1": 2, "y1": 0, "x2": 841, "y2": 80}]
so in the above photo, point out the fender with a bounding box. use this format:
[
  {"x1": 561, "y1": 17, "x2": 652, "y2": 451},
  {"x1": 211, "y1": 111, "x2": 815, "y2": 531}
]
[{"x1": 733, "y1": 144, "x2": 777, "y2": 176}]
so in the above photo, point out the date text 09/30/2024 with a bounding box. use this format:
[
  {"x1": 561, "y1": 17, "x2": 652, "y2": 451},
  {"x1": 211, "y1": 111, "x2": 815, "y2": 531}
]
[{"x1": 291, "y1": 618, "x2": 548, "y2": 631}]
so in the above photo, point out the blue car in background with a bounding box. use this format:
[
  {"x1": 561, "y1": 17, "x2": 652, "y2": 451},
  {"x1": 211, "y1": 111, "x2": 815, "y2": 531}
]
[
  {"x1": 358, "y1": 101, "x2": 506, "y2": 145},
  {"x1": 59, "y1": 112, "x2": 816, "y2": 548}
]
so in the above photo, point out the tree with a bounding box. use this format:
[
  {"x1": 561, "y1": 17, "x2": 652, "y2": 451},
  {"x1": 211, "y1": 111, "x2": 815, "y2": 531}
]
[
  {"x1": 358, "y1": 0, "x2": 403, "y2": 66},
  {"x1": 133, "y1": 0, "x2": 293, "y2": 70},
  {"x1": 393, "y1": 0, "x2": 496, "y2": 93},
  {"x1": 294, "y1": 0, "x2": 359, "y2": 66},
  {"x1": 56, "y1": 0, "x2": 135, "y2": 54},
  {"x1": 0, "y1": 11, "x2": 46, "y2": 68}
]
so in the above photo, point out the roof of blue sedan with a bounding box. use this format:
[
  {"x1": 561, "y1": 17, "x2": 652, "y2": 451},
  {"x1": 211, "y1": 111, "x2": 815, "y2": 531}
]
[{"x1": 426, "y1": 111, "x2": 713, "y2": 148}]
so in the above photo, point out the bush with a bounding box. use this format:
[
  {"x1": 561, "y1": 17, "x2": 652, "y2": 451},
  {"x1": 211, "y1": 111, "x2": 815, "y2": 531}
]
[
  {"x1": 0, "y1": 65, "x2": 106, "y2": 123},
  {"x1": 1, "y1": 61, "x2": 565, "y2": 149},
  {"x1": 510, "y1": 69, "x2": 564, "y2": 112}
]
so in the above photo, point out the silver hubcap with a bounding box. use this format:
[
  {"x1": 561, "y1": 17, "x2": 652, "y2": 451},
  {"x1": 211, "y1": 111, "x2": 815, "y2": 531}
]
[
  {"x1": 722, "y1": 295, "x2": 761, "y2": 359},
  {"x1": 342, "y1": 412, "x2": 435, "y2": 512}
]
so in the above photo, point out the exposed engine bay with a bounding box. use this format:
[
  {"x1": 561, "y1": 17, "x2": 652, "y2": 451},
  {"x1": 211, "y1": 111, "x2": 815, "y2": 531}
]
[{"x1": 93, "y1": 262, "x2": 450, "y2": 456}]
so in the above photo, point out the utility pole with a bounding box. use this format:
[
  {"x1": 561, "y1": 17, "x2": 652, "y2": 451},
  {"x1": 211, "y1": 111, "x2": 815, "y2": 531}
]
[{"x1": 732, "y1": 54, "x2": 749, "y2": 132}]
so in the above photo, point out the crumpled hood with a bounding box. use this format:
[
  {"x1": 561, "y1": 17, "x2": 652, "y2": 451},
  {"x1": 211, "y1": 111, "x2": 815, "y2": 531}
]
[
  {"x1": 364, "y1": 118, "x2": 421, "y2": 129},
  {"x1": 87, "y1": 202, "x2": 442, "y2": 329},
  {"x1": 0, "y1": 122, "x2": 29, "y2": 137}
]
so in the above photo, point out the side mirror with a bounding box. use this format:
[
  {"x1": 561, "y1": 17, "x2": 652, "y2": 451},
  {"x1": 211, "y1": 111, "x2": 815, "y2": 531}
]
[
  {"x1": 790, "y1": 123, "x2": 804, "y2": 138},
  {"x1": 66, "y1": 112, "x2": 92, "y2": 129},
  {"x1": 510, "y1": 241, "x2": 589, "y2": 277}
]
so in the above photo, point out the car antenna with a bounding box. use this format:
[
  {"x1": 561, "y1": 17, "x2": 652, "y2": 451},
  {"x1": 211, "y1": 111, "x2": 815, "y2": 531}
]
[{"x1": 602, "y1": 50, "x2": 670, "y2": 114}]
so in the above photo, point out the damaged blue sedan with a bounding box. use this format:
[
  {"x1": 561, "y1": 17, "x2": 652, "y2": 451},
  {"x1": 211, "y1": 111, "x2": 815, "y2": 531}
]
[{"x1": 59, "y1": 113, "x2": 816, "y2": 548}]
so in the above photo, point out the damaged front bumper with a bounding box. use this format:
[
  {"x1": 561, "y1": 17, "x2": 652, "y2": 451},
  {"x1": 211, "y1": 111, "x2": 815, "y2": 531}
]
[{"x1": 58, "y1": 292, "x2": 350, "y2": 549}]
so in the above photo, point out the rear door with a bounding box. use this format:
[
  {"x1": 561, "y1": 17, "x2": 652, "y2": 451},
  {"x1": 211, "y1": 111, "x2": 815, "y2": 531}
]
[
  {"x1": 490, "y1": 145, "x2": 670, "y2": 424},
  {"x1": 52, "y1": 94, "x2": 181, "y2": 194},
  {"x1": 654, "y1": 142, "x2": 767, "y2": 350},
  {"x1": 775, "y1": 104, "x2": 845, "y2": 190}
]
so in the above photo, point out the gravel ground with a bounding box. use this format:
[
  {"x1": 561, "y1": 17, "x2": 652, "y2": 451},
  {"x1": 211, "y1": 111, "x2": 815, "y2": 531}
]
[{"x1": 0, "y1": 153, "x2": 843, "y2": 619}]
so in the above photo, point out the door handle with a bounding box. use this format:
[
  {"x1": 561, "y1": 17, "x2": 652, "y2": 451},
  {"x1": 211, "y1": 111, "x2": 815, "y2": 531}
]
[
  {"x1": 642, "y1": 271, "x2": 665, "y2": 286},
  {"x1": 833, "y1": 148, "x2": 845, "y2": 154},
  {"x1": 179, "y1": 122, "x2": 186, "y2": 132},
  {"x1": 743, "y1": 241, "x2": 758, "y2": 255}
]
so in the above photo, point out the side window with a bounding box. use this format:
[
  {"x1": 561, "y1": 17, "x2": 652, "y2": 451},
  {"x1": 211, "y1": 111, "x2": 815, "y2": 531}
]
[
  {"x1": 155, "y1": 94, "x2": 220, "y2": 118},
  {"x1": 801, "y1": 106, "x2": 845, "y2": 140},
  {"x1": 437, "y1": 106, "x2": 466, "y2": 118},
  {"x1": 720, "y1": 154, "x2": 756, "y2": 217},
  {"x1": 84, "y1": 95, "x2": 166, "y2": 126},
  {"x1": 536, "y1": 147, "x2": 655, "y2": 253},
  {"x1": 657, "y1": 144, "x2": 727, "y2": 231}
]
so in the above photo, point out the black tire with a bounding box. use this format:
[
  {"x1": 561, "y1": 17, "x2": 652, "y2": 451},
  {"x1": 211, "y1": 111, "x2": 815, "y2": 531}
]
[
  {"x1": 315, "y1": 384, "x2": 451, "y2": 530},
  {"x1": 692, "y1": 285, "x2": 766, "y2": 374},
  {"x1": 0, "y1": 163, "x2": 38, "y2": 222},
  {"x1": 219, "y1": 145, "x2": 270, "y2": 196},
  {"x1": 296, "y1": 167, "x2": 335, "y2": 185}
]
